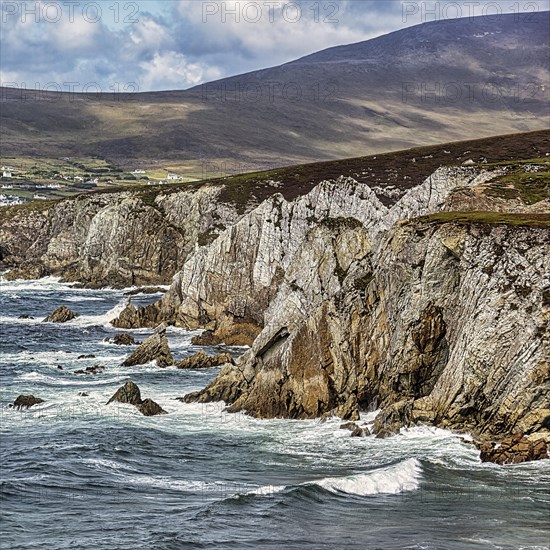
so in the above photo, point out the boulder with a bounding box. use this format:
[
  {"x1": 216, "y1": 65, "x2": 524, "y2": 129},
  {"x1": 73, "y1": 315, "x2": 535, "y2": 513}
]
[
  {"x1": 339, "y1": 422, "x2": 367, "y2": 437},
  {"x1": 176, "y1": 350, "x2": 233, "y2": 369},
  {"x1": 107, "y1": 380, "x2": 142, "y2": 406},
  {"x1": 137, "y1": 398, "x2": 167, "y2": 416},
  {"x1": 43, "y1": 306, "x2": 79, "y2": 323},
  {"x1": 122, "y1": 324, "x2": 174, "y2": 367},
  {"x1": 18, "y1": 315, "x2": 34, "y2": 320},
  {"x1": 478, "y1": 433, "x2": 549, "y2": 464},
  {"x1": 77, "y1": 354, "x2": 96, "y2": 359},
  {"x1": 78, "y1": 392, "x2": 89, "y2": 397},
  {"x1": 13, "y1": 395, "x2": 44, "y2": 409},
  {"x1": 111, "y1": 333, "x2": 139, "y2": 346}
]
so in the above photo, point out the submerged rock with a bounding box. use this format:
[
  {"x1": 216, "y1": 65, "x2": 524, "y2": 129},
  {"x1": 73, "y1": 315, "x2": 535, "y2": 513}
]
[
  {"x1": 478, "y1": 434, "x2": 549, "y2": 465},
  {"x1": 106, "y1": 380, "x2": 166, "y2": 416},
  {"x1": 13, "y1": 395, "x2": 44, "y2": 409},
  {"x1": 77, "y1": 354, "x2": 96, "y2": 359},
  {"x1": 18, "y1": 315, "x2": 34, "y2": 320},
  {"x1": 74, "y1": 365, "x2": 105, "y2": 375},
  {"x1": 176, "y1": 350, "x2": 233, "y2": 369},
  {"x1": 340, "y1": 422, "x2": 370, "y2": 437},
  {"x1": 43, "y1": 306, "x2": 79, "y2": 323},
  {"x1": 107, "y1": 381, "x2": 142, "y2": 406},
  {"x1": 122, "y1": 324, "x2": 174, "y2": 367}
]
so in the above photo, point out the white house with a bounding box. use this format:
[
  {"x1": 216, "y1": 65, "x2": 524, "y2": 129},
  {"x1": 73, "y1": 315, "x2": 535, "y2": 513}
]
[
  {"x1": 133, "y1": 169, "x2": 146, "y2": 174},
  {"x1": 167, "y1": 173, "x2": 182, "y2": 181},
  {"x1": 2, "y1": 170, "x2": 12, "y2": 178}
]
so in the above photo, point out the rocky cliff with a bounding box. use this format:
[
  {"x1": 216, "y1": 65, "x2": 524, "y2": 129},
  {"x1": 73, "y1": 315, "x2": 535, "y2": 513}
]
[
  {"x1": 168, "y1": 159, "x2": 549, "y2": 442},
  {"x1": 0, "y1": 185, "x2": 241, "y2": 287}
]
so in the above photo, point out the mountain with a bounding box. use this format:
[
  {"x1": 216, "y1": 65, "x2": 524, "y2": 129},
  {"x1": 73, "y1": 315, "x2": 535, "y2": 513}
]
[{"x1": 1, "y1": 12, "x2": 548, "y2": 172}]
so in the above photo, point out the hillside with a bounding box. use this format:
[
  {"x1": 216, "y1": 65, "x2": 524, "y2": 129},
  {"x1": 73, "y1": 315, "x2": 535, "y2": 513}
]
[{"x1": 1, "y1": 12, "x2": 548, "y2": 174}]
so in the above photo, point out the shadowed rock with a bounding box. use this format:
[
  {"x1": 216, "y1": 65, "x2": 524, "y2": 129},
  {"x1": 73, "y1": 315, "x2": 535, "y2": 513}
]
[
  {"x1": 107, "y1": 381, "x2": 142, "y2": 406},
  {"x1": 107, "y1": 381, "x2": 167, "y2": 416},
  {"x1": 176, "y1": 350, "x2": 233, "y2": 369},
  {"x1": 43, "y1": 306, "x2": 79, "y2": 323},
  {"x1": 122, "y1": 324, "x2": 174, "y2": 367},
  {"x1": 138, "y1": 399, "x2": 167, "y2": 416},
  {"x1": 13, "y1": 395, "x2": 44, "y2": 409},
  {"x1": 112, "y1": 333, "x2": 139, "y2": 346}
]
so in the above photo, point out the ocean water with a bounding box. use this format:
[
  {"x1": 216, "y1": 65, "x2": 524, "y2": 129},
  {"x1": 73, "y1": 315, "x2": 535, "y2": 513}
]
[{"x1": 0, "y1": 277, "x2": 549, "y2": 550}]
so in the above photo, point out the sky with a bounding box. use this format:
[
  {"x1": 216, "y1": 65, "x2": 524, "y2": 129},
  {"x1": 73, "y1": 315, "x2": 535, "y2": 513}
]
[{"x1": 1, "y1": 0, "x2": 549, "y2": 92}]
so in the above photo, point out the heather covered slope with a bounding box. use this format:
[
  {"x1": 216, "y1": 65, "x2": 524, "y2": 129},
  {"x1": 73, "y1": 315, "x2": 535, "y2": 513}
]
[
  {"x1": 1, "y1": 130, "x2": 548, "y2": 286},
  {"x1": 1, "y1": 12, "x2": 548, "y2": 169}
]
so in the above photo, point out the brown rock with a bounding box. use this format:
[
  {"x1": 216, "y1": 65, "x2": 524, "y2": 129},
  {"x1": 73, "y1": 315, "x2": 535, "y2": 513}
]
[
  {"x1": 479, "y1": 434, "x2": 549, "y2": 464},
  {"x1": 176, "y1": 350, "x2": 233, "y2": 369},
  {"x1": 43, "y1": 306, "x2": 79, "y2": 323},
  {"x1": 13, "y1": 395, "x2": 44, "y2": 409},
  {"x1": 124, "y1": 287, "x2": 167, "y2": 296},
  {"x1": 107, "y1": 381, "x2": 142, "y2": 406},
  {"x1": 111, "y1": 301, "x2": 162, "y2": 329},
  {"x1": 112, "y1": 333, "x2": 139, "y2": 346},
  {"x1": 122, "y1": 324, "x2": 174, "y2": 367},
  {"x1": 137, "y1": 398, "x2": 167, "y2": 416},
  {"x1": 336, "y1": 394, "x2": 360, "y2": 421},
  {"x1": 191, "y1": 330, "x2": 221, "y2": 346}
]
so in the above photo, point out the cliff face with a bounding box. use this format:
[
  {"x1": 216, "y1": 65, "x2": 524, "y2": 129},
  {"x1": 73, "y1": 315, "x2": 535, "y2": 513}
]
[
  {"x1": 170, "y1": 161, "x2": 549, "y2": 440},
  {"x1": 0, "y1": 186, "x2": 241, "y2": 287}
]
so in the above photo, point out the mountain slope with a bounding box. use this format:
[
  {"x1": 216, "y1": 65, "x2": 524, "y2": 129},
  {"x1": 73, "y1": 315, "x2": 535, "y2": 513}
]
[{"x1": 1, "y1": 12, "x2": 548, "y2": 170}]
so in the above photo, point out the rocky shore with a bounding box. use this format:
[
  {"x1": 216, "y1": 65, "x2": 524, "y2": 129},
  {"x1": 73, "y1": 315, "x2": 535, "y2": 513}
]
[{"x1": 2, "y1": 134, "x2": 549, "y2": 464}]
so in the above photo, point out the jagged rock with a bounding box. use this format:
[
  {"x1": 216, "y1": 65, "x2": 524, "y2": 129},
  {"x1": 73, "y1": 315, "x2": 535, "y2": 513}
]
[
  {"x1": 106, "y1": 381, "x2": 167, "y2": 416},
  {"x1": 176, "y1": 350, "x2": 233, "y2": 369},
  {"x1": 122, "y1": 324, "x2": 174, "y2": 367},
  {"x1": 191, "y1": 330, "x2": 221, "y2": 346},
  {"x1": 74, "y1": 365, "x2": 105, "y2": 375},
  {"x1": 111, "y1": 302, "x2": 163, "y2": 329},
  {"x1": 5, "y1": 263, "x2": 47, "y2": 281},
  {"x1": 43, "y1": 306, "x2": 79, "y2": 323},
  {"x1": 373, "y1": 401, "x2": 413, "y2": 438},
  {"x1": 13, "y1": 395, "x2": 44, "y2": 409},
  {"x1": 336, "y1": 395, "x2": 361, "y2": 421},
  {"x1": 137, "y1": 398, "x2": 167, "y2": 416},
  {"x1": 107, "y1": 381, "x2": 142, "y2": 405},
  {"x1": 350, "y1": 425, "x2": 366, "y2": 437},
  {"x1": 478, "y1": 434, "x2": 549, "y2": 464},
  {"x1": 77, "y1": 354, "x2": 96, "y2": 359},
  {"x1": 111, "y1": 333, "x2": 139, "y2": 346}
]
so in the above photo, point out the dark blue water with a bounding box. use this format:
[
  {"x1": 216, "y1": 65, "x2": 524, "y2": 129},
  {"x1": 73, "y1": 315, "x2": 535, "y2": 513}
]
[{"x1": 1, "y1": 277, "x2": 549, "y2": 549}]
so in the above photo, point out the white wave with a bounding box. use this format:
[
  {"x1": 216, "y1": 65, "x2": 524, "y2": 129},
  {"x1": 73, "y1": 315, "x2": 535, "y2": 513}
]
[
  {"x1": 242, "y1": 484, "x2": 286, "y2": 497},
  {"x1": 310, "y1": 458, "x2": 422, "y2": 496},
  {"x1": 18, "y1": 371, "x2": 126, "y2": 386},
  {"x1": 0, "y1": 315, "x2": 42, "y2": 325},
  {"x1": 62, "y1": 299, "x2": 128, "y2": 328}
]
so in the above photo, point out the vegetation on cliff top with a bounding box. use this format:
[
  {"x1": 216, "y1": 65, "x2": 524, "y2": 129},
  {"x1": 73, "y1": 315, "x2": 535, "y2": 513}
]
[{"x1": 414, "y1": 211, "x2": 550, "y2": 228}]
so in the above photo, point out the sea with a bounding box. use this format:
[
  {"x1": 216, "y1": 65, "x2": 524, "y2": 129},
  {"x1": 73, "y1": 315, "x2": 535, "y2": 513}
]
[{"x1": 0, "y1": 277, "x2": 548, "y2": 549}]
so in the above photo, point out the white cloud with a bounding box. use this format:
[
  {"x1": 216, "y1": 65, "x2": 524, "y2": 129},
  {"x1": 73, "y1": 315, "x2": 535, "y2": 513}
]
[{"x1": 139, "y1": 51, "x2": 222, "y2": 90}]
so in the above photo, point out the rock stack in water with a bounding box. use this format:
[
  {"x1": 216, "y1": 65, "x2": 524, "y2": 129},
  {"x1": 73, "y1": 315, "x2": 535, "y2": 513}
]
[
  {"x1": 122, "y1": 324, "x2": 174, "y2": 367},
  {"x1": 107, "y1": 380, "x2": 166, "y2": 416},
  {"x1": 43, "y1": 306, "x2": 79, "y2": 323}
]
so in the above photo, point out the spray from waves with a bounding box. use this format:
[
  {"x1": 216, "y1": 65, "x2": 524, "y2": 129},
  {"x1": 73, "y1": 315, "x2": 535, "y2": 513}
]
[
  {"x1": 61, "y1": 299, "x2": 128, "y2": 328},
  {"x1": 17, "y1": 371, "x2": 127, "y2": 386},
  {"x1": 307, "y1": 458, "x2": 422, "y2": 496}
]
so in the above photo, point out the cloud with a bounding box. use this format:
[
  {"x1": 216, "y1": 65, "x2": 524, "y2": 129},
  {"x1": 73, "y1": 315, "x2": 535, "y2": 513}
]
[{"x1": 0, "y1": 0, "x2": 548, "y2": 91}]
